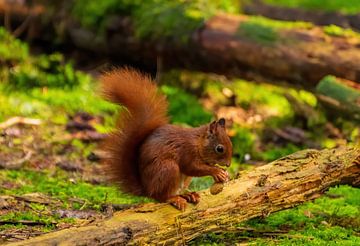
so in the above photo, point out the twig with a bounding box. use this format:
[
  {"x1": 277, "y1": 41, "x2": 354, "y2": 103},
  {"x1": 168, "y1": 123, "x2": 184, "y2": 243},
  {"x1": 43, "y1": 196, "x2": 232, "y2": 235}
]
[
  {"x1": 0, "y1": 151, "x2": 33, "y2": 170},
  {"x1": 0, "y1": 220, "x2": 54, "y2": 226},
  {"x1": 12, "y1": 13, "x2": 32, "y2": 38},
  {"x1": 4, "y1": 7, "x2": 11, "y2": 31},
  {"x1": 0, "y1": 117, "x2": 42, "y2": 129}
]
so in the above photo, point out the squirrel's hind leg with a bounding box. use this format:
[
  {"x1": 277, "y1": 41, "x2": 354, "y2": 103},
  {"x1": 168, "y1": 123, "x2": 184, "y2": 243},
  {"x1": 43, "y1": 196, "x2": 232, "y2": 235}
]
[{"x1": 142, "y1": 159, "x2": 188, "y2": 210}]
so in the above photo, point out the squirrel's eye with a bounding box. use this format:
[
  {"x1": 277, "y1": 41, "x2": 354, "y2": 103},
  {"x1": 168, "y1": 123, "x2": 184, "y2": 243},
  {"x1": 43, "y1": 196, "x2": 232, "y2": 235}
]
[{"x1": 215, "y1": 144, "x2": 224, "y2": 154}]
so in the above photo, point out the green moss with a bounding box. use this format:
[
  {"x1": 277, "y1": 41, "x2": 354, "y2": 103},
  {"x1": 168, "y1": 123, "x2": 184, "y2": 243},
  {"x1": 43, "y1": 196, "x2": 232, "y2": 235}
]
[
  {"x1": 324, "y1": 25, "x2": 360, "y2": 38},
  {"x1": 317, "y1": 76, "x2": 360, "y2": 104},
  {"x1": 1, "y1": 169, "x2": 152, "y2": 210},
  {"x1": 0, "y1": 83, "x2": 117, "y2": 122},
  {"x1": 237, "y1": 16, "x2": 312, "y2": 44},
  {"x1": 263, "y1": 0, "x2": 360, "y2": 15},
  {"x1": 232, "y1": 79, "x2": 293, "y2": 118},
  {"x1": 161, "y1": 85, "x2": 213, "y2": 126},
  {"x1": 0, "y1": 28, "x2": 28, "y2": 62},
  {"x1": 71, "y1": 0, "x2": 140, "y2": 29},
  {"x1": 72, "y1": 0, "x2": 239, "y2": 42},
  {"x1": 0, "y1": 28, "x2": 89, "y2": 90},
  {"x1": 7, "y1": 54, "x2": 88, "y2": 89},
  {"x1": 133, "y1": 0, "x2": 237, "y2": 42}
]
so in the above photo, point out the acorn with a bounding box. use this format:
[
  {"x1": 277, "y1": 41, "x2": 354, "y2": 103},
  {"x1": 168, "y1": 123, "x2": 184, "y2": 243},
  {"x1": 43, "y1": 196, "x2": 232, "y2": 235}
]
[{"x1": 210, "y1": 182, "x2": 224, "y2": 195}]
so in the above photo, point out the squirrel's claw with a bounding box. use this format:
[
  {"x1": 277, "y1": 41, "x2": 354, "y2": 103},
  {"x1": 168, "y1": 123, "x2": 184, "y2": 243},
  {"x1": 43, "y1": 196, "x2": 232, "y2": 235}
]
[
  {"x1": 213, "y1": 169, "x2": 229, "y2": 183},
  {"x1": 181, "y1": 192, "x2": 200, "y2": 204}
]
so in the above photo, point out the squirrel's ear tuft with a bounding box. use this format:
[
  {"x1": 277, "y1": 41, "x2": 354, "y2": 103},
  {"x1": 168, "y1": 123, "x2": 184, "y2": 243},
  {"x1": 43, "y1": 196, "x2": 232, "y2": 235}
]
[
  {"x1": 218, "y1": 118, "x2": 225, "y2": 127},
  {"x1": 209, "y1": 120, "x2": 217, "y2": 134}
]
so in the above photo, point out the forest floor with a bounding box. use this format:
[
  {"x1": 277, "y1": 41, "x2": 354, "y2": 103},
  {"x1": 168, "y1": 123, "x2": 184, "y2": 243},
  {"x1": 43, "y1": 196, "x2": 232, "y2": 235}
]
[
  {"x1": 0, "y1": 70, "x2": 359, "y2": 245},
  {"x1": 0, "y1": 26, "x2": 359, "y2": 245}
]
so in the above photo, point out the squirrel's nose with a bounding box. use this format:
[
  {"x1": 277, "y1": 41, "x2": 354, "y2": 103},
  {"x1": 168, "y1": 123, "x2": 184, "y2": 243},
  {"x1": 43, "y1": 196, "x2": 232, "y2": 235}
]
[{"x1": 226, "y1": 161, "x2": 231, "y2": 167}]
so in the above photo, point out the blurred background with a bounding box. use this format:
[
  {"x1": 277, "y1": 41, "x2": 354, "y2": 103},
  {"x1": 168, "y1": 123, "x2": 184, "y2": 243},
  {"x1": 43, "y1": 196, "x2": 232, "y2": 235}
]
[{"x1": 0, "y1": 0, "x2": 359, "y2": 244}]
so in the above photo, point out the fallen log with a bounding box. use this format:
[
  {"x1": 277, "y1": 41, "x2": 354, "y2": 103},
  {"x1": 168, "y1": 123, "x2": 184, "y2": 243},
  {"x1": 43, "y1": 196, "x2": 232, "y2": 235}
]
[
  {"x1": 4, "y1": 2, "x2": 360, "y2": 88},
  {"x1": 7, "y1": 146, "x2": 360, "y2": 245}
]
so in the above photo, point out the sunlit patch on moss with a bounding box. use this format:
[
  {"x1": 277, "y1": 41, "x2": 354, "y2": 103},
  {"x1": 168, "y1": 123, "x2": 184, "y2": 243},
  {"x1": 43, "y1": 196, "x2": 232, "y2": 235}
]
[{"x1": 237, "y1": 16, "x2": 312, "y2": 44}]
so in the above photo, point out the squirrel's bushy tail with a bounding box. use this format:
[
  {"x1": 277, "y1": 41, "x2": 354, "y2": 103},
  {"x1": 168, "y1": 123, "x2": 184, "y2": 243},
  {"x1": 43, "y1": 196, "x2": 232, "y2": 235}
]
[{"x1": 100, "y1": 68, "x2": 168, "y2": 195}]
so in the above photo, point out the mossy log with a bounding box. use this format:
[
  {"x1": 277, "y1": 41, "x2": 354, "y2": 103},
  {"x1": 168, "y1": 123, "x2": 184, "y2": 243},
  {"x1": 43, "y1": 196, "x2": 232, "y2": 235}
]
[
  {"x1": 244, "y1": 0, "x2": 360, "y2": 31},
  {"x1": 316, "y1": 76, "x2": 360, "y2": 121},
  {"x1": 4, "y1": 2, "x2": 360, "y2": 87},
  {"x1": 6, "y1": 147, "x2": 360, "y2": 245}
]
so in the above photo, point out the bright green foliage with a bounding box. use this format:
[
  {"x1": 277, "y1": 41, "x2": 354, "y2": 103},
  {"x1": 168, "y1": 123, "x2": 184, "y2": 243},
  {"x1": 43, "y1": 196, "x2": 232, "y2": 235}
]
[
  {"x1": 232, "y1": 79, "x2": 293, "y2": 119},
  {"x1": 317, "y1": 75, "x2": 360, "y2": 105},
  {"x1": 72, "y1": 0, "x2": 239, "y2": 41},
  {"x1": 0, "y1": 83, "x2": 117, "y2": 122},
  {"x1": 161, "y1": 85, "x2": 212, "y2": 126},
  {"x1": 324, "y1": 25, "x2": 360, "y2": 38},
  {"x1": 238, "y1": 16, "x2": 312, "y2": 44},
  {"x1": 264, "y1": 0, "x2": 360, "y2": 15},
  {"x1": 8, "y1": 54, "x2": 88, "y2": 89},
  {"x1": 0, "y1": 27, "x2": 89, "y2": 90},
  {"x1": 0, "y1": 28, "x2": 28, "y2": 62},
  {"x1": 259, "y1": 143, "x2": 302, "y2": 161},
  {"x1": 133, "y1": 0, "x2": 238, "y2": 42},
  {"x1": 0, "y1": 27, "x2": 117, "y2": 122},
  {"x1": 71, "y1": 0, "x2": 140, "y2": 29}
]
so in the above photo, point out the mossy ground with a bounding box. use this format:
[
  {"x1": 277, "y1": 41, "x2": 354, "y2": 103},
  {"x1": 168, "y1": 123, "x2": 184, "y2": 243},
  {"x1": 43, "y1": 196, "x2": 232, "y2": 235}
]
[
  {"x1": 0, "y1": 25, "x2": 359, "y2": 244},
  {"x1": 263, "y1": 0, "x2": 360, "y2": 15}
]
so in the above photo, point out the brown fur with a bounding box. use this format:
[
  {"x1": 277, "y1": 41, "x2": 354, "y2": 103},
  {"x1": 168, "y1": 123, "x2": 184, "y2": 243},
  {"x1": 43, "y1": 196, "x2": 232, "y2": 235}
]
[{"x1": 101, "y1": 68, "x2": 232, "y2": 209}]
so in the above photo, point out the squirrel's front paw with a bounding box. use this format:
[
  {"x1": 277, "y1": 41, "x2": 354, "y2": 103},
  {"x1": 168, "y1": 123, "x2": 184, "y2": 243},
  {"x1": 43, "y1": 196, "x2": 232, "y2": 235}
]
[
  {"x1": 167, "y1": 196, "x2": 187, "y2": 211},
  {"x1": 213, "y1": 169, "x2": 229, "y2": 183}
]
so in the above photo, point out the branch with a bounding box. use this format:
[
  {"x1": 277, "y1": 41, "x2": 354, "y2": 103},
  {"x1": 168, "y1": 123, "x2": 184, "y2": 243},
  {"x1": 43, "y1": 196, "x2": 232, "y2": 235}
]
[
  {"x1": 6, "y1": 146, "x2": 360, "y2": 245},
  {"x1": 0, "y1": 117, "x2": 42, "y2": 129}
]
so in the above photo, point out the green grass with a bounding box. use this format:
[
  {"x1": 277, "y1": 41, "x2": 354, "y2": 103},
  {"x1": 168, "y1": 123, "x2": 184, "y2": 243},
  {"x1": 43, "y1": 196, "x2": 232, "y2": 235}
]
[
  {"x1": 1, "y1": 169, "x2": 152, "y2": 210},
  {"x1": 264, "y1": 0, "x2": 360, "y2": 15}
]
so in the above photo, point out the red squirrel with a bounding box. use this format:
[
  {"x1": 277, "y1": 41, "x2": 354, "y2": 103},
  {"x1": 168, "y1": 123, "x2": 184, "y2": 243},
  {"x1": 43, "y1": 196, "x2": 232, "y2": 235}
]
[{"x1": 100, "y1": 68, "x2": 232, "y2": 210}]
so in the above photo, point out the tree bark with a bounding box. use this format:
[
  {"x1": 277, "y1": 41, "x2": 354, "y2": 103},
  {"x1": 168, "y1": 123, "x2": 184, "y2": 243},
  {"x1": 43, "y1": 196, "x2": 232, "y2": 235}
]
[{"x1": 6, "y1": 146, "x2": 360, "y2": 245}]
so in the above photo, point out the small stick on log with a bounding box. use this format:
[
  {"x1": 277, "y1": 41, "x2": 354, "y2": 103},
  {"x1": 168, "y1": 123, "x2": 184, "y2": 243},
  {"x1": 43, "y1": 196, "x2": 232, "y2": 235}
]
[{"x1": 6, "y1": 146, "x2": 359, "y2": 245}]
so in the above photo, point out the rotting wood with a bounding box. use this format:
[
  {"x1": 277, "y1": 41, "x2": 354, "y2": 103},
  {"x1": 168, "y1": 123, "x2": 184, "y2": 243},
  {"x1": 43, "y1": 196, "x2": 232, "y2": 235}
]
[{"x1": 5, "y1": 146, "x2": 360, "y2": 245}]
